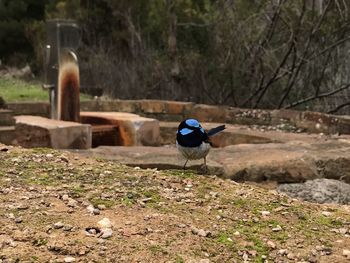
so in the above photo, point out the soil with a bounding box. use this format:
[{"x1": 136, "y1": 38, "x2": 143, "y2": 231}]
[{"x1": 1, "y1": 144, "x2": 350, "y2": 263}]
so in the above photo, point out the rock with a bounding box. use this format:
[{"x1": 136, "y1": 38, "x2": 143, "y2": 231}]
[
  {"x1": 267, "y1": 240, "x2": 276, "y2": 249},
  {"x1": 343, "y1": 249, "x2": 350, "y2": 257},
  {"x1": 97, "y1": 218, "x2": 112, "y2": 229},
  {"x1": 321, "y1": 211, "x2": 332, "y2": 217},
  {"x1": 85, "y1": 227, "x2": 100, "y2": 236},
  {"x1": 14, "y1": 217, "x2": 23, "y2": 223},
  {"x1": 287, "y1": 252, "x2": 295, "y2": 260},
  {"x1": 272, "y1": 225, "x2": 282, "y2": 232},
  {"x1": 63, "y1": 225, "x2": 73, "y2": 231},
  {"x1": 278, "y1": 179, "x2": 350, "y2": 204},
  {"x1": 62, "y1": 194, "x2": 69, "y2": 201},
  {"x1": 64, "y1": 256, "x2": 76, "y2": 262},
  {"x1": 53, "y1": 222, "x2": 64, "y2": 229},
  {"x1": 15, "y1": 116, "x2": 91, "y2": 149},
  {"x1": 99, "y1": 228, "x2": 113, "y2": 239},
  {"x1": 191, "y1": 227, "x2": 211, "y2": 237},
  {"x1": 233, "y1": 231, "x2": 240, "y2": 236},
  {"x1": 97, "y1": 204, "x2": 106, "y2": 210},
  {"x1": 278, "y1": 249, "x2": 288, "y2": 256},
  {"x1": 76, "y1": 134, "x2": 350, "y2": 187},
  {"x1": 93, "y1": 208, "x2": 100, "y2": 215},
  {"x1": 87, "y1": 205, "x2": 95, "y2": 214},
  {"x1": 261, "y1": 211, "x2": 270, "y2": 217},
  {"x1": 67, "y1": 198, "x2": 78, "y2": 207}
]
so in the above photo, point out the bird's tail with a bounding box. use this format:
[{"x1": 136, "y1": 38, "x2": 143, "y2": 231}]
[{"x1": 207, "y1": 125, "x2": 225, "y2": 136}]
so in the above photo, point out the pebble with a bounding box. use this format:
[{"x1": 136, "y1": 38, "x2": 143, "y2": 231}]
[
  {"x1": 192, "y1": 227, "x2": 210, "y2": 237},
  {"x1": 14, "y1": 217, "x2": 23, "y2": 223},
  {"x1": 62, "y1": 194, "x2": 69, "y2": 201},
  {"x1": 53, "y1": 222, "x2": 64, "y2": 229},
  {"x1": 7, "y1": 213, "x2": 15, "y2": 219},
  {"x1": 93, "y1": 208, "x2": 101, "y2": 215},
  {"x1": 97, "y1": 204, "x2": 106, "y2": 210},
  {"x1": 199, "y1": 259, "x2": 210, "y2": 263},
  {"x1": 198, "y1": 229, "x2": 210, "y2": 237},
  {"x1": 343, "y1": 249, "x2": 350, "y2": 257},
  {"x1": 339, "y1": 228, "x2": 348, "y2": 235},
  {"x1": 267, "y1": 240, "x2": 276, "y2": 249},
  {"x1": 278, "y1": 249, "x2": 288, "y2": 256},
  {"x1": 98, "y1": 218, "x2": 112, "y2": 229},
  {"x1": 100, "y1": 228, "x2": 113, "y2": 239},
  {"x1": 67, "y1": 198, "x2": 78, "y2": 207},
  {"x1": 287, "y1": 252, "x2": 295, "y2": 260},
  {"x1": 322, "y1": 211, "x2": 332, "y2": 217},
  {"x1": 308, "y1": 256, "x2": 318, "y2": 263},
  {"x1": 63, "y1": 225, "x2": 73, "y2": 231},
  {"x1": 64, "y1": 256, "x2": 76, "y2": 262},
  {"x1": 233, "y1": 231, "x2": 240, "y2": 236},
  {"x1": 87, "y1": 205, "x2": 94, "y2": 213},
  {"x1": 272, "y1": 225, "x2": 282, "y2": 232},
  {"x1": 261, "y1": 211, "x2": 270, "y2": 217},
  {"x1": 86, "y1": 228, "x2": 98, "y2": 235}
]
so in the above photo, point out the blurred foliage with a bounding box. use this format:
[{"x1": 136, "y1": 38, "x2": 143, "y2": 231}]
[
  {"x1": 0, "y1": 0, "x2": 48, "y2": 70},
  {"x1": 1, "y1": 0, "x2": 350, "y2": 113}
]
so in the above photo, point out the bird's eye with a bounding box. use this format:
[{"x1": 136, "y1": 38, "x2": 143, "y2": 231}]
[{"x1": 180, "y1": 128, "x2": 194, "y2": 135}]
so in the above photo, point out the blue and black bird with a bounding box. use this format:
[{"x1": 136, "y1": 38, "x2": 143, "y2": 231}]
[{"x1": 176, "y1": 119, "x2": 225, "y2": 169}]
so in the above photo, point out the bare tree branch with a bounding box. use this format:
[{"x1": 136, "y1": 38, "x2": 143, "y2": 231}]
[{"x1": 284, "y1": 84, "x2": 350, "y2": 109}]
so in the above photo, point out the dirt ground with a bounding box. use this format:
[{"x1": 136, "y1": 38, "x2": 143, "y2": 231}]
[{"x1": 1, "y1": 144, "x2": 350, "y2": 263}]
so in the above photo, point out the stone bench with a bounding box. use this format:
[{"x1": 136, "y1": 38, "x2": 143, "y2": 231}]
[{"x1": 15, "y1": 116, "x2": 91, "y2": 149}]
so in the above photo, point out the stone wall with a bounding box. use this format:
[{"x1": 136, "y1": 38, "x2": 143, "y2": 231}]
[{"x1": 7, "y1": 99, "x2": 350, "y2": 135}]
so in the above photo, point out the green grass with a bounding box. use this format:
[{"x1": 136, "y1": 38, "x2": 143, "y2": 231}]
[{"x1": 0, "y1": 77, "x2": 91, "y2": 102}]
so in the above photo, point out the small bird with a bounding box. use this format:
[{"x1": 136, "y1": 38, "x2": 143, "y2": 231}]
[{"x1": 176, "y1": 118, "x2": 225, "y2": 170}]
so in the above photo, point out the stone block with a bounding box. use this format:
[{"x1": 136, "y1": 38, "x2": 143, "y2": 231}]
[
  {"x1": 270, "y1": 109, "x2": 301, "y2": 124},
  {"x1": 336, "y1": 116, "x2": 350, "y2": 134},
  {"x1": 14, "y1": 116, "x2": 91, "y2": 149},
  {"x1": 297, "y1": 111, "x2": 339, "y2": 134},
  {"x1": 113, "y1": 100, "x2": 141, "y2": 113},
  {"x1": 80, "y1": 100, "x2": 101, "y2": 112},
  {"x1": 140, "y1": 100, "x2": 166, "y2": 114},
  {"x1": 189, "y1": 104, "x2": 228, "y2": 122},
  {"x1": 165, "y1": 101, "x2": 194, "y2": 115},
  {"x1": 80, "y1": 112, "x2": 160, "y2": 146},
  {"x1": 7, "y1": 102, "x2": 50, "y2": 117},
  {"x1": 0, "y1": 126, "x2": 15, "y2": 145},
  {"x1": 0, "y1": 109, "x2": 15, "y2": 126}
]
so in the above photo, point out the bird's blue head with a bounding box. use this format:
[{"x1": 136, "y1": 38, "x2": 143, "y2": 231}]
[{"x1": 185, "y1": 119, "x2": 200, "y2": 128}]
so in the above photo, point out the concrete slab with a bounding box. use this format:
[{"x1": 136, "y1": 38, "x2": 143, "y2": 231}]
[
  {"x1": 76, "y1": 138, "x2": 350, "y2": 183},
  {"x1": 15, "y1": 115, "x2": 91, "y2": 149},
  {"x1": 80, "y1": 112, "x2": 160, "y2": 146}
]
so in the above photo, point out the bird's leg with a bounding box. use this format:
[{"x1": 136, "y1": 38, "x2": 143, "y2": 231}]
[
  {"x1": 183, "y1": 159, "x2": 189, "y2": 170},
  {"x1": 202, "y1": 156, "x2": 208, "y2": 174}
]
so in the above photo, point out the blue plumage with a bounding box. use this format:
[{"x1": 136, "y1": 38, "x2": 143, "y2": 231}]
[{"x1": 176, "y1": 118, "x2": 225, "y2": 170}]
